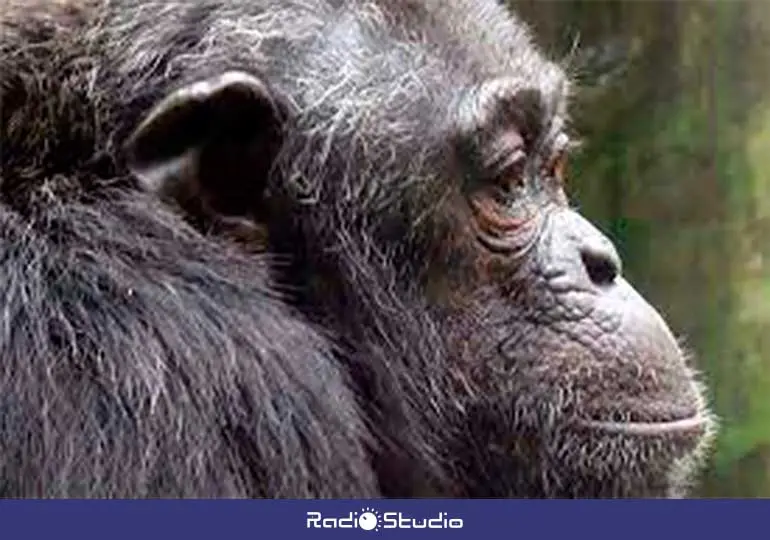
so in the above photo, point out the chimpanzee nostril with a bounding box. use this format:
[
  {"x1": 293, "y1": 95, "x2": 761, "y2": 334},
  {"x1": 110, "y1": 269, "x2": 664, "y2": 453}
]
[{"x1": 580, "y1": 246, "x2": 621, "y2": 286}]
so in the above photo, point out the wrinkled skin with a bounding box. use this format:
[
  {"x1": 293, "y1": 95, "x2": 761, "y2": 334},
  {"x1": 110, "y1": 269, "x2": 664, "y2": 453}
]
[{"x1": 0, "y1": 0, "x2": 715, "y2": 497}]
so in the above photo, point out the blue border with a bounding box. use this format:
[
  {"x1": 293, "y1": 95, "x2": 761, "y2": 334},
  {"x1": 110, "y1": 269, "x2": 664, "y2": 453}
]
[{"x1": 0, "y1": 500, "x2": 764, "y2": 540}]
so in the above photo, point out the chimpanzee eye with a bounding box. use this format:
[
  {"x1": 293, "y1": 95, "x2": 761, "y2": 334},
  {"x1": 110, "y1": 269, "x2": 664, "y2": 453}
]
[
  {"x1": 492, "y1": 148, "x2": 528, "y2": 193},
  {"x1": 546, "y1": 150, "x2": 568, "y2": 183}
]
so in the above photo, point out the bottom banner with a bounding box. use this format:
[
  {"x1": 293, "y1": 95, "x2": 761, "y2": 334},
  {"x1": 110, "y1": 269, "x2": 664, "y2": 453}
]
[{"x1": 0, "y1": 499, "x2": 763, "y2": 540}]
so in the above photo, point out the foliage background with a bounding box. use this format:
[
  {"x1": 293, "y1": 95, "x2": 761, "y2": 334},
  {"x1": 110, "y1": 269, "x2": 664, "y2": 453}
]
[{"x1": 510, "y1": 0, "x2": 770, "y2": 497}]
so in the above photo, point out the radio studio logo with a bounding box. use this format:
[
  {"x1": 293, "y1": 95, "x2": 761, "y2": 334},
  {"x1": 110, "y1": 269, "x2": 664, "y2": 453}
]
[{"x1": 306, "y1": 507, "x2": 464, "y2": 531}]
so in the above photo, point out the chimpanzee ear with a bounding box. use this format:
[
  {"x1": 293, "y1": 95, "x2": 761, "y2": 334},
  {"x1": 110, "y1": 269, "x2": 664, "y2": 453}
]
[{"x1": 125, "y1": 71, "x2": 285, "y2": 220}]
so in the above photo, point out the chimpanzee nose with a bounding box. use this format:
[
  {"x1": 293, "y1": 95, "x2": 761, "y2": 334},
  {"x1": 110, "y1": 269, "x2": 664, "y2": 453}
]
[
  {"x1": 549, "y1": 209, "x2": 624, "y2": 288},
  {"x1": 580, "y1": 240, "x2": 621, "y2": 286}
]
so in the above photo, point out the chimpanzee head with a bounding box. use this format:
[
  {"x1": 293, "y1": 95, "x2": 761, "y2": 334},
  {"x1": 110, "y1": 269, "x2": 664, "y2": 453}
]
[{"x1": 125, "y1": 0, "x2": 716, "y2": 497}]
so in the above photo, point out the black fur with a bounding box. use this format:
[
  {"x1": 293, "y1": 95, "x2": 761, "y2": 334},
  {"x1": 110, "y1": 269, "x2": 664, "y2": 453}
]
[{"x1": 0, "y1": 0, "x2": 715, "y2": 498}]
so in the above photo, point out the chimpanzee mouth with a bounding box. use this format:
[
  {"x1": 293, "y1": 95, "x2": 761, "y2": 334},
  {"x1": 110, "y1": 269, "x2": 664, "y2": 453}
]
[{"x1": 577, "y1": 414, "x2": 708, "y2": 437}]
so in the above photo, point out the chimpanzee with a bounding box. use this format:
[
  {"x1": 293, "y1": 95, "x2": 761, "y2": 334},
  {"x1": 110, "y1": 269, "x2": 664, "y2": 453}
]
[{"x1": 0, "y1": 0, "x2": 716, "y2": 498}]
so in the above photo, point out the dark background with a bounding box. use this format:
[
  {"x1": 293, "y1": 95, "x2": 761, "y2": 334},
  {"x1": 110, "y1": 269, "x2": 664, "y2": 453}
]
[{"x1": 511, "y1": 0, "x2": 770, "y2": 497}]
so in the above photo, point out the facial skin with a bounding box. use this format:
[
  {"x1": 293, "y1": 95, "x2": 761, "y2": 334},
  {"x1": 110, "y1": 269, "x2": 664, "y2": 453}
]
[{"x1": 0, "y1": 0, "x2": 716, "y2": 498}]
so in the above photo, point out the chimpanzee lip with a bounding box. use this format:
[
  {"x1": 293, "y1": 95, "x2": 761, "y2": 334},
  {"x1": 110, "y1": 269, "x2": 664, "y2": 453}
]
[{"x1": 577, "y1": 414, "x2": 708, "y2": 436}]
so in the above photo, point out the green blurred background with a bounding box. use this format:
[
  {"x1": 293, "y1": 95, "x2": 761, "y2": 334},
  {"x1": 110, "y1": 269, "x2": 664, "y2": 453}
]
[{"x1": 510, "y1": 0, "x2": 770, "y2": 497}]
